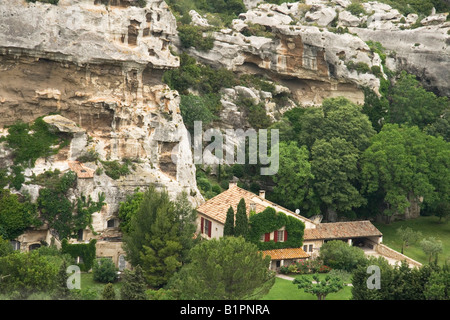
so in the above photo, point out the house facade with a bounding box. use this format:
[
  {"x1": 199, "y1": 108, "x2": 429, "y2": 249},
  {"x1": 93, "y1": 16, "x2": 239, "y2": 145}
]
[{"x1": 196, "y1": 183, "x2": 383, "y2": 270}]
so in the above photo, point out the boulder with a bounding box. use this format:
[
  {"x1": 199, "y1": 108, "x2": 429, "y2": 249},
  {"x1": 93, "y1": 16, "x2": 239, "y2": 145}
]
[
  {"x1": 421, "y1": 13, "x2": 448, "y2": 26},
  {"x1": 339, "y1": 10, "x2": 362, "y2": 27},
  {"x1": 305, "y1": 6, "x2": 337, "y2": 26},
  {"x1": 189, "y1": 10, "x2": 210, "y2": 28}
]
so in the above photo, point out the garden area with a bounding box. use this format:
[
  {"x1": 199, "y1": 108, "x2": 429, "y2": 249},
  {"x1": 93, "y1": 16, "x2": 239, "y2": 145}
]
[{"x1": 374, "y1": 216, "x2": 450, "y2": 266}]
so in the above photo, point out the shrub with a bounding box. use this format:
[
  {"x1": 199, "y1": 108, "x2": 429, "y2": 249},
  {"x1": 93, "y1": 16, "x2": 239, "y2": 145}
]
[
  {"x1": 197, "y1": 177, "x2": 212, "y2": 193},
  {"x1": 102, "y1": 283, "x2": 116, "y2": 300},
  {"x1": 347, "y1": 2, "x2": 366, "y2": 16},
  {"x1": 101, "y1": 160, "x2": 130, "y2": 180},
  {"x1": 93, "y1": 258, "x2": 118, "y2": 283},
  {"x1": 319, "y1": 240, "x2": 367, "y2": 272},
  {"x1": 178, "y1": 25, "x2": 215, "y2": 51}
]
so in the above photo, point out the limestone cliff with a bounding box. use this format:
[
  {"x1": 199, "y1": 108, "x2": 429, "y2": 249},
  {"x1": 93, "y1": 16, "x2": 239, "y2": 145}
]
[{"x1": 0, "y1": 0, "x2": 202, "y2": 261}]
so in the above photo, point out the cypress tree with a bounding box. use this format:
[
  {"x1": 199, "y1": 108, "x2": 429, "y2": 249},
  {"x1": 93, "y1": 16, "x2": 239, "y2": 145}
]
[
  {"x1": 224, "y1": 206, "x2": 235, "y2": 236},
  {"x1": 234, "y1": 198, "x2": 248, "y2": 238}
]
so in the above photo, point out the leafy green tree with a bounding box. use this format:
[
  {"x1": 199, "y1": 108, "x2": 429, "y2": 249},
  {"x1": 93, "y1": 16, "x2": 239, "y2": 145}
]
[
  {"x1": 120, "y1": 265, "x2": 147, "y2": 300},
  {"x1": 0, "y1": 190, "x2": 39, "y2": 240},
  {"x1": 234, "y1": 198, "x2": 248, "y2": 238},
  {"x1": 352, "y1": 257, "x2": 435, "y2": 300},
  {"x1": 179, "y1": 94, "x2": 219, "y2": 132},
  {"x1": 434, "y1": 201, "x2": 450, "y2": 223},
  {"x1": 396, "y1": 227, "x2": 422, "y2": 254},
  {"x1": 351, "y1": 256, "x2": 394, "y2": 300},
  {"x1": 271, "y1": 142, "x2": 318, "y2": 216},
  {"x1": 424, "y1": 268, "x2": 450, "y2": 300},
  {"x1": 318, "y1": 240, "x2": 367, "y2": 272},
  {"x1": 167, "y1": 236, "x2": 275, "y2": 300},
  {"x1": 420, "y1": 237, "x2": 443, "y2": 264},
  {"x1": 0, "y1": 236, "x2": 13, "y2": 258},
  {"x1": 224, "y1": 206, "x2": 235, "y2": 236},
  {"x1": 361, "y1": 124, "x2": 450, "y2": 220},
  {"x1": 311, "y1": 138, "x2": 366, "y2": 215},
  {"x1": 93, "y1": 258, "x2": 118, "y2": 284},
  {"x1": 388, "y1": 71, "x2": 448, "y2": 129},
  {"x1": 102, "y1": 283, "x2": 116, "y2": 300},
  {"x1": 118, "y1": 188, "x2": 144, "y2": 234},
  {"x1": 0, "y1": 250, "x2": 59, "y2": 299},
  {"x1": 298, "y1": 97, "x2": 376, "y2": 152},
  {"x1": 293, "y1": 274, "x2": 344, "y2": 300}
]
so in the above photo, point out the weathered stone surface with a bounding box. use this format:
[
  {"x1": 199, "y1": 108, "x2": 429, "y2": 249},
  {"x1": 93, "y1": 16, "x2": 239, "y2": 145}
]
[
  {"x1": 43, "y1": 115, "x2": 84, "y2": 133},
  {"x1": 0, "y1": 0, "x2": 179, "y2": 68},
  {"x1": 0, "y1": 0, "x2": 203, "y2": 259},
  {"x1": 189, "y1": 10, "x2": 211, "y2": 27},
  {"x1": 351, "y1": 24, "x2": 450, "y2": 97},
  {"x1": 305, "y1": 6, "x2": 337, "y2": 26}
]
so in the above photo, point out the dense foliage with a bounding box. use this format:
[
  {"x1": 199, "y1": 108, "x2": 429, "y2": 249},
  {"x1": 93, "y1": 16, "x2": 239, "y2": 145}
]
[
  {"x1": 247, "y1": 207, "x2": 305, "y2": 250},
  {"x1": 61, "y1": 239, "x2": 97, "y2": 272},
  {"x1": 122, "y1": 186, "x2": 198, "y2": 288},
  {"x1": 167, "y1": 236, "x2": 275, "y2": 300}
]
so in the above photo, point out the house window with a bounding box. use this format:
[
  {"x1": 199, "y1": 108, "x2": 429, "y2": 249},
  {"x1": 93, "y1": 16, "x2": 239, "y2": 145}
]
[
  {"x1": 29, "y1": 243, "x2": 41, "y2": 251},
  {"x1": 260, "y1": 234, "x2": 265, "y2": 242},
  {"x1": 10, "y1": 240, "x2": 20, "y2": 251},
  {"x1": 201, "y1": 217, "x2": 212, "y2": 238},
  {"x1": 107, "y1": 219, "x2": 117, "y2": 228},
  {"x1": 303, "y1": 245, "x2": 308, "y2": 252},
  {"x1": 77, "y1": 229, "x2": 83, "y2": 241},
  {"x1": 309, "y1": 244, "x2": 313, "y2": 252},
  {"x1": 277, "y1": 229, "x2": 284, "y2": 242}
]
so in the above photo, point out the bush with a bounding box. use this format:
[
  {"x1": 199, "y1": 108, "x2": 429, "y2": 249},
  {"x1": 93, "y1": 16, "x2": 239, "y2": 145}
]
[
  {"x1": 102, "y1": 283, "x2": 116, "y2": 300},
  {"x1": 101, "y1": 160, "x2": 130, "y2": 180},
  {"x1": 93, "y1": 258, "x2": 118, "y2": 283},
  {"x1": 162, "y1": 53, "x2": 236, "y2": 95},
  {"x1": 178, "y1": 25, "x2": 215, "y2": 51},
  {"x1": 347, "y1": 2, "x2": 366, "y2": 16},
  {"x1": 319, "y1": 240, "x2": 367, "y2": 272}
]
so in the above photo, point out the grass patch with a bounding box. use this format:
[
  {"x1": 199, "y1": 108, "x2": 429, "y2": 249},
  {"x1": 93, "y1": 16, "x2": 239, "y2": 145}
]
[
  {"x1": 262, "y1": 274, "x2": 352, "y2": 300},
  {"x1": 374, "y1": 216, "x2": 450, "y2": 266},
  {"x1": 78, "y1": 272, "x2": 123, "y2": 300}
]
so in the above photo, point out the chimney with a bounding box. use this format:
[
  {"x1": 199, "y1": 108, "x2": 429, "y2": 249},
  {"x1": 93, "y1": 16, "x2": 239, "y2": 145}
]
[{"x1": 259, "y1": 190, "x2": 266, "y2": 199}]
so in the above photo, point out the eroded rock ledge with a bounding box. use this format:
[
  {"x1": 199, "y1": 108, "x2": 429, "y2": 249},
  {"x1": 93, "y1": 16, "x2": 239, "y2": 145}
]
[{"x1": 0, "y1": 0, "x2": 203, "y2": 256}]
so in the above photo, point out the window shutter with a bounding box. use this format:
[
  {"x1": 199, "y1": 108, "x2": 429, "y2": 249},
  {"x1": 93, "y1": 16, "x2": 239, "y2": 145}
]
[
  {"x1": 274, "y1": 230, "x2": 278, "y2": 243},
  {"x1": 207, "y1": 220, "x2": 212, "y2": 238},
  {"x1": 264, "y1": 233, "x2": 270, "y2": 242},
  {"x1": 201, "y1": 217, "x2": 204, "y2": 234},
  {"x1": 284, "y1": 230, "x2": 288, "y2": 242}
]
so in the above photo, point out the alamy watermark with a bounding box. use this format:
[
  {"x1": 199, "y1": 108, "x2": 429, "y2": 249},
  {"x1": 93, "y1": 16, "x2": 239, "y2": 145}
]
[
  {"x1": 172, "y1": 121, "x2": 279, "y2": 176},
  {"x1": 67, "y1": 265, "x2": 81, "y2": 290},
  {"x1": 366, "y1": 265, "x2": 381, "y2": 290}
]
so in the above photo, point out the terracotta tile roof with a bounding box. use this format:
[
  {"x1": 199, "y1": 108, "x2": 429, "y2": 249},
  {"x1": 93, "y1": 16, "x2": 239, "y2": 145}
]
[
  {"x1": 304, "y1": 221, "x2": 382, "y2": 240},
  {"x1": 68, "y1": 161, "x2": 95, "y2": 179},
  {"x1": 196, "y1": 184, "x2": 315, "y2": 226},
  {"x1": 261, "y1": 247, "x2": 309, "y2": 260}
]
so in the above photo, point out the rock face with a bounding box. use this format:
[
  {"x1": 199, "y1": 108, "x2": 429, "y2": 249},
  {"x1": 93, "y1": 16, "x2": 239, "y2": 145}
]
[
  {"x1": 0, "y1": 0, "x2": 202, "y2": 264},
  {"x1": 351, "y1": 24, "x2": 450, "y2": 97}
]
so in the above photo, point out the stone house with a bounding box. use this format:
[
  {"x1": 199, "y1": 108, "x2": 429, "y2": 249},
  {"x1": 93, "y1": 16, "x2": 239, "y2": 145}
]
[{"x1": 196, "y1": 183, "x2": 383, "y2": 271}]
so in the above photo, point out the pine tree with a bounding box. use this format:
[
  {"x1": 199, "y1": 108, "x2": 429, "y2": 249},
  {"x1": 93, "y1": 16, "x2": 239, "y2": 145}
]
[
  {"x1": 234, "y1": 198, "x2": 248, "y2": 238},
  {"x1": 122, "y1": 186, "x2": 196, "y2": 288},
  {"x1": 102, "y1": 283, "x2": 116, "y2": 300},
  {"x1": 223, "y1": 206, "x2": 235, "y2": 236},
  {"x1": 120, "y1": 265, "x2": 147, "y2": 300},
  {"x1": 53, "y1": 260, "x2": 71, "y2": 300}
]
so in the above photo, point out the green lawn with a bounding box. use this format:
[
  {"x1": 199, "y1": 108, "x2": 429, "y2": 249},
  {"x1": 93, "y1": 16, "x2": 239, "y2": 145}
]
[
  {"x1": 262, "y1": 274, "x2": 353, "y2": 300},
  {"x1": 374, "y1": 216, "x2": 450, "y2": 265},
  {"x1": 78, "y1": 272, "x2": 122, "y2": 299}
]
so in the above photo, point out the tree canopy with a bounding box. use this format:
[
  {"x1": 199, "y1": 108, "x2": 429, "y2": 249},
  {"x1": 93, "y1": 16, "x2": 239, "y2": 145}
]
[{"x1": 167, "y1": 236, "x2": 275, "y2": 300}]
